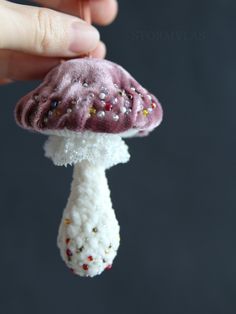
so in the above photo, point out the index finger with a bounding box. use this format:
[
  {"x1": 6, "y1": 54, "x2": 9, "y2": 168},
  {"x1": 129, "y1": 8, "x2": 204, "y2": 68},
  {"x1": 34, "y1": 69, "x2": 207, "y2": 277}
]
[{"x1": 33, "y1": 0, "x2": 118, "y2": 26}]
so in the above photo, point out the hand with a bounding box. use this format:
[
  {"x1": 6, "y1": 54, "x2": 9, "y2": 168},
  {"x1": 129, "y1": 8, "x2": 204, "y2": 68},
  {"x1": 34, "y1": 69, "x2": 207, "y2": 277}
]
[{"x1": 0, "y1": 0, "x2": 118, "y2": 83}]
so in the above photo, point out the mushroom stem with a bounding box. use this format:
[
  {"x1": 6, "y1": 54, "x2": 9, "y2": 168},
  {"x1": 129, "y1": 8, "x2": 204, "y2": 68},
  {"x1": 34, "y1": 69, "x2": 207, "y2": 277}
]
[
  {"x1": 43, "y1": 131, "x2": 130, "y2": 277},
  {"x1": 58, "y1": 160, "x2": 119, "y2": 277}
]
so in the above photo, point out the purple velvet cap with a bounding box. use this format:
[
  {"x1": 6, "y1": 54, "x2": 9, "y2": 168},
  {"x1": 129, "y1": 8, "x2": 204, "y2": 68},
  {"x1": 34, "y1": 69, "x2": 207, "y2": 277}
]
[{"x1": 15, "y1": 58, "x2": 163, "y2": 136}]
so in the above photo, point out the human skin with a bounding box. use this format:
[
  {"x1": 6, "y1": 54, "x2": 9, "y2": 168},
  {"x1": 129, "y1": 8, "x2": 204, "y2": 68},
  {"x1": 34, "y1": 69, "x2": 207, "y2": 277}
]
[{"x1": 0, "y1": 0, "x2": 118, "y2": 83}]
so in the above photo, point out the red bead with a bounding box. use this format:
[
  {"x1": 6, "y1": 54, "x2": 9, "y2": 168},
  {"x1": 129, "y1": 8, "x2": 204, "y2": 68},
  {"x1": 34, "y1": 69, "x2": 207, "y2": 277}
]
[
  {"x1": 106, "y1": 265, "x2": 112, "y2": 270},
  {"x1": 105, "y1": 103, "x2": 112, "y2": 111},
  {"x1": 66, "y1": 238, "x2": 70, "y2": 244},
  {"x1": 66, "y1": 249, "x2": 72, "y2": 257},
  {"x1": 82, "y1": 264, "x2": 89, "y2": 271},
  {"x1": 151, "y1": 102, "x2": 157, "y2": 109},
  {"x1": 88, "y1": 256, "x2": 93, "y2": 261}
]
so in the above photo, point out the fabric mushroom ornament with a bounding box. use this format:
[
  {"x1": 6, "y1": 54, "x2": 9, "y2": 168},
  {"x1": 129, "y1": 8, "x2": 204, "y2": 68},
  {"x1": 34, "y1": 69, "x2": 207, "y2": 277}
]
[{"x1": 15, "y1": 58, "x2": 163, "y2": 277}]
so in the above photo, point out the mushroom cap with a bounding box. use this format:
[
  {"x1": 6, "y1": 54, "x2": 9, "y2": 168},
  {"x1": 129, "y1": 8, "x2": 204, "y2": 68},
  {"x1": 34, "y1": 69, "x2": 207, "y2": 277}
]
[{"x1": 15, "y1": 58, "x2": 163, "y2": 137}]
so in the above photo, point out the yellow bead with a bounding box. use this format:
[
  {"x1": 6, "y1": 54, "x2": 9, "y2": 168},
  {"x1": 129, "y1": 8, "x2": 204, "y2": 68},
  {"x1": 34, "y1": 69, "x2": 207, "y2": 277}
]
[
  {"x1": 64, "y1": 218, "x2": 71, "y2": 225},
  {"x1": 89, "y1": 107, "x2": 96, "y2": 115},
  {"x1": 118, "y1": 89, "x2": 126, "y2": 97},
  {"x1": 143, "y1": 109, "x2": 149, "y2": 117}
]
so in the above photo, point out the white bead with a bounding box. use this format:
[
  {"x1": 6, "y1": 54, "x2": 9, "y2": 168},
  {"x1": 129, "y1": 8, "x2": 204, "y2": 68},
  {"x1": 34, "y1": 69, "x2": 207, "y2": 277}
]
[
  {"x1": 131, "y1": 87, "x2": 136, "y2": 91},
  {"x1": 83, "y1": 82, "x2": 89, "y2": 87},
  {"x1": 112, "y1": 114, "x2": 119, "y2": 121},
  {"x1": 48, "y1": 110, "x2": 53, "y2": 116},
  {"x1": 147, "y1": 95, "x2": 152, "y2": 101},
  {"x1": 97, "y1": 111, "x2": 105, "y2": 118},
  {"x1": 120, "y1": 107, "x2": 127, "y2": 114},
  {"x1": 99, "y1": 93, "x2": 106, "y2": 100},
  {"x1": 67, "y1": 108, "x2": 72, "y2": 113},
  {"x1": 148, "y1": 108, "x2": 153, "y2": 113},
  {"x1": 112, "y1": 98, "x2": 118, "y2": 105}
]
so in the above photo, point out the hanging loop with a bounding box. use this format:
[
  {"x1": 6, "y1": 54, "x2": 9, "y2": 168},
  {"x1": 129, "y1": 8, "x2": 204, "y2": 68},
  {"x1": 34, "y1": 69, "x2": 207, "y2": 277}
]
[
  {"x1": 78, "y1": 0, "x2": 91, "y2": 25},
  {"x1": 78, "y1": 0, "x2": 92, "y2": 57}
]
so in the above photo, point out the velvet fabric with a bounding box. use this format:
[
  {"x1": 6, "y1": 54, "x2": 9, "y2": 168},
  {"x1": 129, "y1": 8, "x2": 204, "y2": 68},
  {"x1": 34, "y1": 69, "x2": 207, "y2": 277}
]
[{"x1": 15, "y1": 58, "x2": 163, "y2": 136}]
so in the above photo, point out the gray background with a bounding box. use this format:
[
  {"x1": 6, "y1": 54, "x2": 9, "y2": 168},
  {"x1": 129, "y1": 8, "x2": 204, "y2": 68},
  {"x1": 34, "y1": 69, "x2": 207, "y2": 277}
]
[{"x1": 1, "y1": 0, "x2": 236, "y2": 313}]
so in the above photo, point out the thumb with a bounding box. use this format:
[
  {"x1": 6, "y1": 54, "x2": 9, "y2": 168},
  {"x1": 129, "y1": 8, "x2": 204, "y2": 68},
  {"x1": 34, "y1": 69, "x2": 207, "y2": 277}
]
[{"x1": 0, "y1": 0, "x2": 100, "y2": 57}]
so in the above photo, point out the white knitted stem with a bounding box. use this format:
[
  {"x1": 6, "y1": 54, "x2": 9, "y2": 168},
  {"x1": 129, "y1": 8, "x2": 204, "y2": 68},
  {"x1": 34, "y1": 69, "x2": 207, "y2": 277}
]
[
  {"x1": 57, "y1": 161, "x2": 120, "y2": 277},
  {"x1": 43, "y1": 131, "x2": 130, "y2": 277}
]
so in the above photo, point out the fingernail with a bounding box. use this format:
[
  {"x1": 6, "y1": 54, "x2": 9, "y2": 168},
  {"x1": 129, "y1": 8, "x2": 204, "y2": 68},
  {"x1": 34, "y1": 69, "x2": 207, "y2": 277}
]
[{"x1": 69, "y1": 22, "x2": 100, "y2": 54}]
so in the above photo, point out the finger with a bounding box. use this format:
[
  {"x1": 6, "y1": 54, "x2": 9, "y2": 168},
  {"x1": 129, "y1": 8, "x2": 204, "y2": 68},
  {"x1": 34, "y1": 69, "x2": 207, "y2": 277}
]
[
  {"x1": 0, "y1": 42, "x2": 106, "y2": 81},
  {"x1": 90, "y1": 0, "x2": 118, "y2": 25},
  {"x1": 0, "y1": 1, "x2": 100, "y2": 57},
  {"x1": 91, "y1": 41, "x2": 106, "y2": 59},
  {"x1": 0, "y1": 50, "x2": 61, "y2": 80},
  {"x1": 33, "y1": 0, "x2": 118, "y2": 26},
  {"x1": 0, "y1": 78, "x2": 13, "y2": 85}
]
